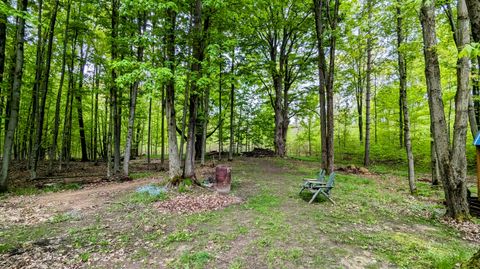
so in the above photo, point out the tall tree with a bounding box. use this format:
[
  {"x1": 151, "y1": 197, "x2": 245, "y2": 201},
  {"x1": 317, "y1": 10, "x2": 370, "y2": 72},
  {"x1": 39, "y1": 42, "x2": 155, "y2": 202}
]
[
  {"x1": 228, "y1": 49, "x2": 234, "y2": 161},
  {"x1": 31, "y1": 0, "x2": 60, "y2": 178},
  {"x1": 123, "y1": 13, "x2": 146, "y2": 176},
  {"x1": 49, "y1": 0, "x2": 71, "y2": 174},
  {"x1": 0, "y1": 0, "x2": 28, "y2": 191},
  {"x1": 420, "y1": 0, "x2": 470, "y2": 219},
  {"x1": 364, "y1": 0, "x2": 373, "y2": 167},
  {"x1": 111, "y1": 0, "x2": 121, "y2": 175},
  {"x1": 165, "y1": 6, "x2": 183, "y2": 182},
  {"x1": 314, "y1": 0, "x2": 339, "y2": 173},
  {"x1": 396, "y1": 0, "x2": 416, "y2": 194},
  {"x1": 184, "y1": 0, "x2": 207, "y2": 179}
]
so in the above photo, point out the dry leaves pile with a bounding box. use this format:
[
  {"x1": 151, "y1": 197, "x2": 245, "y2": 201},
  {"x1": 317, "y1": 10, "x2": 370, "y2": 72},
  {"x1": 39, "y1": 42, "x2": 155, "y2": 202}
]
[
  {"x1": 0, "y1": 237, "x2": 80, "y2": 269},
  {"x1": 441, "y1": 218, "x2": 480, "y2": 242},
  {"x1": 0, "y1": 197, "x2": 54, "y2": 228},
  {"x1": 155, "y1": 194, "x2": 242, "y2": 214}
]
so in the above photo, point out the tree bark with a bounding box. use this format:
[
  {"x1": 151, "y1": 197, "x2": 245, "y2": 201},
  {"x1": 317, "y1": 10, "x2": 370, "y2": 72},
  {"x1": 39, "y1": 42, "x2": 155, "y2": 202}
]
[
  {"x1": 123, "y1": 14, "x2": 145, "y2": 176},
  {"x1": 0, "y1": 0, "x2": 28, "y2": 191},
  {"x1": 147, "y1": 97, "x2": 152, "y2": 164},
  {"x1": 420, "y1": 0, "x2": 470, "y2": 219},
  {"x1": 397, "y1": 0, "x2": 416, "y2": 194},
  {"x1": 29, "y1": 0, "x2": 44, "y2": 167},
  {"x1": 326, "y1": 0, "x2": 339, "y2": 174},
  {"x1": 313, "y1": 0, "x2": 327, "y2": 169},
  {"x1": 76, "y1": 42, "x2": 89, "y2": 162},
  {"x1": 466, "y1": 0, "x2": 480, "y2": 134},
  {"x1": 184, "y1": 0, "x2": 205, "y2": 179},
  {"x1": 111, "y1": 0, "x2": 120, "y2": 174},
  {"x1": 93, "y1": 67, "x2": 99, "y2": 163},
  {"x1": 165, "y1": 7, "x2": 182, "y2": 182},
  {"x1": 364, "y1": 0, "x2": 372, "y2": 167},
  {"x1": 30, "y1": 0, "x2": 59, "y2": 178},
  {"x1": 161, "y1": 85, "x2": 165, "y2": 165},
  {"x1": 201, "y1": 85, "x2": 210, "y2": 165},
  {"x1": 0, "y1": 0, "x2": 8, "y2": 150},
  {"x1": 229, "y1": 50, "x2": 235, "y2": 161},
  {"x1": 48, "y1": 0, "x2": 70, "y2": 174},
  {"x1": 218, "y1": 61, "x2": 223, "y2": 160}
]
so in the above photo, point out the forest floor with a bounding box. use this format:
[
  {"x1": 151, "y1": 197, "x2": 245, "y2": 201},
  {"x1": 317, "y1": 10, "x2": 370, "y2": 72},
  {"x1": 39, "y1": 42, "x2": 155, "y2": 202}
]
[{"x1": 0, "y1": 157, "x2": 478, "y2": 268}]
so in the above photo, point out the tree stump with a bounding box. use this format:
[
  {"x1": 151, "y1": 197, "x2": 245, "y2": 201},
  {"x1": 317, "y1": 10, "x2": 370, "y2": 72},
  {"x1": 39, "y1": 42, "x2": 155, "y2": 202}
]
[{"x1": 215, "y1": 165, "x2": 231, "y2": 194}]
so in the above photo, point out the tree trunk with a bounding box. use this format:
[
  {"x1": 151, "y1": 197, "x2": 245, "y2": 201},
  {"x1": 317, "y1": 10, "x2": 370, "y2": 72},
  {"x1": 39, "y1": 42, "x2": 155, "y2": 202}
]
[
  {"x1": 165, "y1": 8, "x2": 182, "y2": 181},
  {"x1": 30, "y1": 0, "x2": 59, "y2": 178},
  {"x1": 420, "y1": 0, "x2": 470, "y2": 219},
  {"x1": 147, "y1": 97, "x2": 152, "y2": 164},
  {"x1": 374, "y1": 76, "x2": 378, "y2": 143},
  {"x1": 93, "y1": 66, "x2": 99, "y2": 163},
  {"x1": 76, "y1": 43, "x2": 89, "y2": 162},
  {"x1": 60, "y1": 19, "x2": 79, "y2": 169},
  {"x1": 326, "y1": 0, "x2": 339, "y2": 174},
  {"x1": 29, "y1": 0, "x2": 44, "y2": 167},
  {"x1": 111, "y1": 0, "x2": 120, "y2": 174},
  {"x1": 184, "y1": 0, "x2": 205, "y2": 178},
  {"x1": 430, "y1": 124, "x2": 440, "y2": 186},
  {"x1": 397, "y1": 0, "x2": 416, "y2": 194},
  {"x1": 0, "y1": 0, "x2": 8, "y2": 150},
  {"x1": 218, "y1": 61, "x2": 223, "y2": 160},
  {"x1": 466, "y1": 0, "x2": 480, "y2": 133},
  {"x1": 229, "y1": 50, "x2": 235, "y2": 161},
  {"x1": 364, "y1": 0, "x2": 373, "y2": 167},
  {"x1": 201, "y1": 85, "x2": 210, "y2": 165},
  {"x1": 0, "y1": 0, "x2": 28, "y2": 192},
  {"x1": 48, "y1": 0, "x2": 70, "y2": 174},
  {"x1": 123, "y1": 15, "x2": 145, "y2": 176},
  {"x1": 161, "y1": 85, "x2": 165, "y2": 165}
]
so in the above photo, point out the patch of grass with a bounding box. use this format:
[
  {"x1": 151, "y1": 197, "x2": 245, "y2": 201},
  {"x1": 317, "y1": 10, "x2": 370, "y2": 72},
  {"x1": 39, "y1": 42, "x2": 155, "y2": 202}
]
[
  {"x1": 228, "y1": 259, "x2": 244, "y2": 269},
  {"x1": 0, "y1": 224, "x2": 56, "y2": 253},
  {"x1": 3, "y1": 183, "x2": 82, "y2": 197},
  {"x1": 178, "y1": 178, "x2": 193, "y2": 193},
  {"x1": 245, "y1": 192, "x2": 280, "y2": 213},
  {"x1": 130, "y1": 172, "x2": 155, "y2": 180},
  {"x1": 127, "y1": 191, "x2": 167, "y2": 204},
  {"x1": 49, "y1": 212, "x2": 75, "y2": 223},
  {"x1": 80, "y1": 252, "x2": 90, "y2": 262},
  {"x1": 166, "y1": 230, "x2": 194, "y2": 244},
  {"x1": 0, "y1": 242, "x2": 15, "y2": 254},
  {"x1": 132, "y1": 247, "x2": 150, "y2": 260},
  {"x1": 69, "y1": 224, "x2": 106, "y2": 248},
  {"x1": 176, "y1": 251, "x2": 212, "y2": 269}
]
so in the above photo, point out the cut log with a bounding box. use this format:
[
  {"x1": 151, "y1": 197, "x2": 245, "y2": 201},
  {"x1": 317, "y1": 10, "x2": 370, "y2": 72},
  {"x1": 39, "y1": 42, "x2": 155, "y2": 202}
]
[{"x1": 215, "y1": 165, "x2": 231, "y2": 194}]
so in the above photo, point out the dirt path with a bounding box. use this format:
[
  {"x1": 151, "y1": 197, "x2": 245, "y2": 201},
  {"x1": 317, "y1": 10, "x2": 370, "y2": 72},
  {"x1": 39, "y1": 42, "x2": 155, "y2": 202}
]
[{"x1": 0, "y1": 177, "x2": 160, "y2": 228}]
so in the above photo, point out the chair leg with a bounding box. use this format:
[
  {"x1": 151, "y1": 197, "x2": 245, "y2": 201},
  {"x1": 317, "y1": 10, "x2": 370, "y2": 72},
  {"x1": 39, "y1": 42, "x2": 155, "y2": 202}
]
[
  {"x1": 319, "y1": 190, "x2": 336, "y2": 205},
  {"x1": 309, "y1": 189, "x2": 322, "y2": 204},
  {"x1": 299, "y1": 186, "x2": 305, "y2": 195}
]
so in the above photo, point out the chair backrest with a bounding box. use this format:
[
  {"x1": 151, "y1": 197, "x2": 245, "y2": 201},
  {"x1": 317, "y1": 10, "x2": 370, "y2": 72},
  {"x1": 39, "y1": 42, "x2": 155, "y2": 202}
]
[
  {"x1": 326, "y1": 172, "x2": 335, "y2": 189},
  {"x1": 317, "y1": 169, "x2": 326, "y2": 180}
]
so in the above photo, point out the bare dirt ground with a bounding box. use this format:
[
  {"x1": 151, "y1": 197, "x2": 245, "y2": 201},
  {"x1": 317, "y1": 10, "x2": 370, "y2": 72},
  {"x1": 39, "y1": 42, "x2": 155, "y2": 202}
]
[{"x1": 0, "y1": 177, "x2": 159, "y2": 228}]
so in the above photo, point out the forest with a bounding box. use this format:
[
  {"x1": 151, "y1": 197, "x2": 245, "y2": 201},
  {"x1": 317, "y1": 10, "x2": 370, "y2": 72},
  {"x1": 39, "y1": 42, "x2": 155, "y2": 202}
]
[{"x1": 1, "y1": 0, "x2": 480, "y2": 267}]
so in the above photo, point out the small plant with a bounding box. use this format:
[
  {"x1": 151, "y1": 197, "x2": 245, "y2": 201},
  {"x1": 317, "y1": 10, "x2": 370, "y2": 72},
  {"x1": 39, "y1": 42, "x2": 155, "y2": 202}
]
[
  {"x1": 80, "y1": 252, "x2": 90, "y2": 262},
  {"x1": 166, "y1": 230, "x2": 193, "y2": 243},
  {"x1": 49, "y1": 213, "x2": 75, "y2": 223},
  {"x1": 179, "y1": 251, "x2": 212, "y2": 268},
  {"x1": 178, "y1": 178, "x2": 193, "y2": 193}
]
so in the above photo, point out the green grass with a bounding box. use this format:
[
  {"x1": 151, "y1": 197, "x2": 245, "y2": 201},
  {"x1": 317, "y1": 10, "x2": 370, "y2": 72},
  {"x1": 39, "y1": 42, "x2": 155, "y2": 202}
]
[
  {"x1": 176, "y1": 251, "x2": 212, "y2": 269},
  {"x1": 126, "y1": 191, "x2": 167, "y2": 204},
  {"x1": 1, "y1": 183, "x2": 82, "y2": 198}
]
